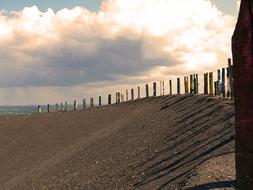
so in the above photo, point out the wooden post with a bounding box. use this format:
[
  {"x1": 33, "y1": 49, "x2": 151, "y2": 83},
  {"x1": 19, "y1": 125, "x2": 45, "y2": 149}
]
[
  {"x1": 83, "y1": 99, "x2": 86, "y2": 109},
  {"x1": 177, "y1": 78, "x2": 180, "y2": 95},
  {"x1": 138, "y1": 86, "x2": 140, "y2": 99},
  {"x1": 99, "y1": 96, "x2": 102, "y2": 106},
  {"x1": 204, "y1": 73, "x2": 207, "y2": 94},
  {"x1": 196, "y1": 74, "x2": 199, "y2": 94},
  {"x1": 217, "y1": 69, "x2": 221, "y2": 96},
  {"x1": 47, "y1": 104, "x2": 50, "y2": 113},
  {"x1": 169, "y1": 80, "x2": 172, "y2": 95},
  {"x1": 108, "y1": 94, "x2": 111, "y2": 105},
  {"x1": 121, "y1": 94, "x2": 124, "y2": 102},
  {"x1": 90, "y1": 98, "x2": 94, "y2": 108},
  {"x1": 60, "y1": 102, "x2": 63, "y2": 111},
  {"x1": 209, "y1": 72, "x2": 214, "y2": 96},
  {"x1": 222, "y1": 68, "x2": 226, "y2": 97},
  {"x1": 153, "y1": 82, "x2": 157, "y2": 96},
  {"x1": 64, "y1": 102, "x2": 68, "y2": 111},
  {"x1": 228, "y1": 58, "x2": 234, "y2": 100},
  {"x1": 74, "y1": 100, "x2": 77, "y2": 111},
  {"x1": 190, "y1": 74, "x2": 193, "y2": 93},
  {"x1": 126, "y1": 90, "x2": 129, "y2": 101},
  {"x1": 193, "y1": 74, "x2": 197, "y2": 94},
  {"x1": 214, "y1": 81, "x2": 218, "y2": 96},
  {"x1": 162, "y1": 81, "x2": 165, "y2": 96},
  {"x1": 116, "y1": 92, "x2": 118, "y2": 103},
  {"x1": 131, "y1": 89, "x2": 134, "y2": 100},
  {"x1": 232, "y1": 0, "x2": 253, "y2": 188},
  {"x1": 184, "y1": 77, "x2": 189, "y2": 94},
  {"x1": 38, "y1": 105, "x2": 41, "y2": 113},
  {"x1": 145, "y1": 84, "x2": 149, "y2": 97}
]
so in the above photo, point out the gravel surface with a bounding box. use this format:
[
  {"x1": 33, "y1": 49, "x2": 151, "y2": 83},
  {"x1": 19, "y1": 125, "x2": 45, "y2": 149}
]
[{"x1": 0, "y1": 95, "x2": 235, "y2": 189}]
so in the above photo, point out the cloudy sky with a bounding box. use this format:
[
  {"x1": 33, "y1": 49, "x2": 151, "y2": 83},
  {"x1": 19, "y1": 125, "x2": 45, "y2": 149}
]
[{"x1": 0, "y1": 0, "x2": 240, "y2": 105}]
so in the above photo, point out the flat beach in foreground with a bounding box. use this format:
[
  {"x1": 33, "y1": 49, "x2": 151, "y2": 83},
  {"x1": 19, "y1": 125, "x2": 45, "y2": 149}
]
[{"x1": 0, "y1": 95, "x2": 235, "y2": 189}]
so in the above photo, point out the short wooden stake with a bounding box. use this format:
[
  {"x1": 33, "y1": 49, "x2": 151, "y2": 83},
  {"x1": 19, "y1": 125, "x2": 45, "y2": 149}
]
[
  {"x1": 74, "y1": 100, "x2": 77, "y2": 111},
  {"x1": 138, "y1": 86, "x2": 140, "y2": 99},
  {"x1": 162, "y1": 81, "x2": 165, "y2": 95},
  {"x1": 177, "y1": 78, "x2": 180, "y2": 95},
  {"x1": 47, "y1": 104, "x2": 50, "y2": 113},
  {"x1": 121, "y1": 94, "x2": 124, "y2": 102},
  {"x1": 90, "y1": 98, "x2": 94, "y2": 108},
  {"x1": 209, "y1": 72, "x2": 214, "y2": 96},
  {"x1": 38, "y1": 105, "x2": 42, "y2": 113},
  {"x1": 153, "y1": 82, "x2": 157, "y2": 96},
  {"x1": 145, "y1": 84, "x2": 149, "y2": 97},
  {"x1": 64, "y1": 102, "x2": 68, "y2": 111},
  {"x1": 99, "y1": 96, "x2": 102, "y2": 106},
  {"x1": 83, "y1": 99, "x2": 86, "y2": 109},
  {"x1": 108, "y1": 94, "x2": 111, "y2": 105},
  {"x1": 131, "y1": 89, "x2": 134, "y2": 100},
  {"x1": 169, "y1": 80, "x2": 172, "y2": 95},
  {"x1": 55, "y1": 103, "x2": 59, "y2": 112}
]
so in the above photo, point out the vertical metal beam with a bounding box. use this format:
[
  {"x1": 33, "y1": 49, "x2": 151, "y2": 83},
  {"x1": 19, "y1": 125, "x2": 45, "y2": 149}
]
[{"x1": 232, "y1": 0, "x2": 253, "y2": 189}]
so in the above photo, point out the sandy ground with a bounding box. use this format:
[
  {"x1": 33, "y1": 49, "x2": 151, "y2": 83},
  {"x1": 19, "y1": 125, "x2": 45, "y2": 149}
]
[{"x1": 0, "y1": 95, "x2": 235, "y2": 189}]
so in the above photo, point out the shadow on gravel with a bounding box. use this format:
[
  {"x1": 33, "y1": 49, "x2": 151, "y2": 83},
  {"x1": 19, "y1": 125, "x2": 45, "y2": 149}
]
[
  {"x1": 133, "y1": 95, "x2": 235, "y2": 190},
  {"x1": 184, "y1": 180, "x2": 236, "y2": 190}
]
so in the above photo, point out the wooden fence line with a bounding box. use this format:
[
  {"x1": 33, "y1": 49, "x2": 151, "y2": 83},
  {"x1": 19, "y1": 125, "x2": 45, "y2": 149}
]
[{"x1": 38, "y1": 58, "x2": 234, "y2": 113}]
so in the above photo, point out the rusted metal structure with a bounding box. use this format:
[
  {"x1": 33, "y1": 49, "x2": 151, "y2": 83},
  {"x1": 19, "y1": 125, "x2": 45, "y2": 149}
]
[{"x1": 232, "y1": 0, "x2": 253, "y2": 189}]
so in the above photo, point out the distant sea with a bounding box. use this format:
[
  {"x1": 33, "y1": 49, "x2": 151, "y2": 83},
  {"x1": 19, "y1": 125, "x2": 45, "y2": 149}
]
[
  {"x1": 0, "y1": 104, "x2": 91, "y2": 117},
  {"x1": 0, "y1": 105, "x2": 39, "y2": 117}
]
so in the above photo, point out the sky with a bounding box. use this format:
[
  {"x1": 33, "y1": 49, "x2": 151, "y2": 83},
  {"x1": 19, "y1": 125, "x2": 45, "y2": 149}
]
[{"x1": 0, "y1": 0, "x2": 240, "y2": 105}]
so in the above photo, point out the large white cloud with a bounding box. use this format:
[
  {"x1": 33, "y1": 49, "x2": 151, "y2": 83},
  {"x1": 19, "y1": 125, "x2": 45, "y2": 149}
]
[{"x1": 0, "y1": 0, "x2": 236, "y2": 104}]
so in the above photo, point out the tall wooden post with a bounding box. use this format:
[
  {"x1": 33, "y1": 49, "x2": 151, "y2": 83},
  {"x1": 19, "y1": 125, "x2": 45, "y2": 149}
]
[
  {"x1": 222, "y1": 68, "x2": 226, "y2": 97},
  {"x1": 228, "y1": 58, "x2": 234, "y2": 100},
  {"x1": 169, "y1": 80, "x2": 172, "y2": 95},
  {"x1": 232, "y1": 0, "x2": 253, "y2": 189},
  {"x1": 184, "y1": 77, "x2": 187, "y2": 94},
  {"x1": 131, "y1": 89, "x2": 134, "y2": 100},
  {"x1": 83, "y1": 99, "x2": 86, "y2": 110},
  {"x1": 214, "y1": 81, "x2": 218, "y2": 96},
  {"x1": 145, "y1": 84, "x2": 149, "y2": 97},
  {"x1": 190, "y1": 74, "x2": 193, "y2": 93},
  {"x1": 185, "y1": 76, "x2": 189, "y2": 94},
  {"x1": 177, "y1": 78, "x2": 180, "y2": 95},
  {"x1": 138, "y1": 86, "x2": 140, "y2": 99},
  {"x1": 204, "y1": 73, "x2": 207, "y2": 94},
  {"x1": 108, "y1": 94, "x2": 111, "y2": 105},
  {"x1": 153, "y1": 82, "x2": 157, "y2": 96},
  {"x1": 217, "y1": 69, "x2": 221, "y2": 96},
  {"x1": 126, "y1": 90, "x2": 129, "y2": 101},
  {"x1": 99, "y1": 96, "x2": 102, "y2": 106},
  {"x1": 47, "y1": 104, "x2": 50, "y2": 113},
  {"x1": 196, "y1": 74, "x2": 199, "y2": 94},
  {"x1": 209, "y1": 72, "x2": 214, "y2": 96}
]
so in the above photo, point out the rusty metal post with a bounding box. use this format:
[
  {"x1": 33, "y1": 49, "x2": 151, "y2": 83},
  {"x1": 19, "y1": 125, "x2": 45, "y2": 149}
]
[{"x1": 232, "y1": 0, "x2": 253, "y2": 189}]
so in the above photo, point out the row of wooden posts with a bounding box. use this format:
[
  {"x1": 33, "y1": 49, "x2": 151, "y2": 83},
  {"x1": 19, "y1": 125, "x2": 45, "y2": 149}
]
[{"x1": 38, "y1": 58, "x2": 234, "y2": 113}]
